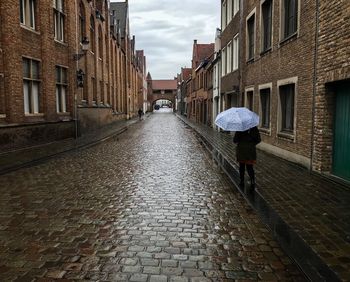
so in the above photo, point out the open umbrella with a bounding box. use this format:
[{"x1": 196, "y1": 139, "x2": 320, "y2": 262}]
[{"x1": 215, "y1": 107, "x2": 259, "y2": 132}]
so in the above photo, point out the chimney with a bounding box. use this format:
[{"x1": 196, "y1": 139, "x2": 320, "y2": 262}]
[{"x1": 194, "y1": 39, "x2": 197, "y2": 45}]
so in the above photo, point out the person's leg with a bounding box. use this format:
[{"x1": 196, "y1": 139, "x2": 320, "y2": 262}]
[
  {"x1": 239, "y1": 162, "x2": 245, "y2": 187},
  {"x1": 246, "y1": 164, "x2": 255, "y2": 189}
]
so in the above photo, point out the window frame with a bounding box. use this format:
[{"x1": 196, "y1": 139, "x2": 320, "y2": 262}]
[
  {"x1": 20, "y1": 0, "x2": 36, "y2": 30},
  {"x1": 54, "y1": 0, "x2": 65, "y2": 42},
  {"x1": 261, "y1": 0, "x2": 273, "y2": 53},
  {"x1": 246, "y1": 9, "x2": 256, "y2": 62},
  {"x1": 277, "y1": 77, "x2": 298, "y2": 140},
  {"x1": 258, "y1": 83, "x2": 272, "y2": 132},
  {"x1": 23, "y1": 57, "x2": 41, "y2": 115},
  {"x1": 244, "y1": 87, "x2": 254, "y2": 111},
  {"x1": 232, "y1": 34, "x2": 239, "y2": 71},
  {"x1": 55, "y1": 65, "x2": 68, "y2": 113},
  {"x1": 280, "y1": 0, "x2": 299, "y2": 42}
]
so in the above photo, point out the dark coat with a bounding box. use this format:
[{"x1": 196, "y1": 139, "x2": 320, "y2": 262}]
[{"x1": 233, "y1": 126, "x2": 261, "y2": 161}]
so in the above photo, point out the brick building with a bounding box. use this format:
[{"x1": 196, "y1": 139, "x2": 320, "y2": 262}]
[
  {"x1": 239, "y1": 0, "x2": 317, "y2": 168},
  {"x1": 218, "y1": 0, "x2": 350, "y2": 182},
  {"x1": 147, "y1": 78, "x2": 177, "y2": 109},
  {"x1": 313, "y1": 0, "x2": 350, "y2": 181},
  {"x1": 0, "y1": 0, "x2": 143, "y2": 152},
  {"x1": 187, "y1": 40, "x2": 214, "y2": 124},
  {"x1": 221, "y1": 0, "x2": 240, "y2": 110}
]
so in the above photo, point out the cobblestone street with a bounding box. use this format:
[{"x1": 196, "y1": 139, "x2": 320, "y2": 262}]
[{"x1": 0, "y1": 111, "x2": 306, "y2": 281}]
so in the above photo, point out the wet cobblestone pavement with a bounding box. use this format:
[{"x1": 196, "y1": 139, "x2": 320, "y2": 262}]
[{"x1": 0, "y1": 112, "x2": 307, "y2": 281}]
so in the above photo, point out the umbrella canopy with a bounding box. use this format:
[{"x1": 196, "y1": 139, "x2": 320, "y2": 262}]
[{"x1": 215, "y1": 107, "x2": 259, "y2": 132}]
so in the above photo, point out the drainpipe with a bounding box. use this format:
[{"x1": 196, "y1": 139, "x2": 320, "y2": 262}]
[
  {"x1": 74, "y1": 0, "x2": 79, "y2": 144},
  {"x1": 239, "y1": 0, "x2": 244, "y2": 106},
  {"x1": 310, "y1": 0, "x2": 320, "y2": 171}
]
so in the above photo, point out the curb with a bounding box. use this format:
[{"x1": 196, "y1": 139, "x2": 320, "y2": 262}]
[{"x1": 178, "y1": 115, "x2": 340, "y2": 282}]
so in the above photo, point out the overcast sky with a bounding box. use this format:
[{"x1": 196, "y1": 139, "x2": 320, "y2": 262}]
[{"x1": 111, "y1": 0, "x2": 220, "y2": 79}]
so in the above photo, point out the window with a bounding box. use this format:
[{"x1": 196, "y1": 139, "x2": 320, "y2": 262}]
[
  {"x1": 260, "y1": 88, "x2": 271, "y2": 128},
  {"x1": 55, "y1": 66, "x2": 67, "y2": 113},
  {"x1": 92, "y1": 77, "x2": 97, "y2": 104},
  {"x1": 79, "y1": 1, "x2": 86, "y2": 42},
  {"x1": 98, "y1": 26, "x2": 103, "y2": 59},
  {"x1": 227, "y1": 41, "x2": 232, "y2": 73},
  {"x1": 90, "y1": 16, "x2": 95, "y2": 52},
  {"x1": 54, "y1": 0, "x2": 65, "y2": 41},
  {"x1": 221, "y1": 47, "x2": 226, "y2": 76},
  {"x1": 246, "y1": 90, "x2": 254, "y2": 110},
  {"x1": 100, "y1": 80, "x2": 104, "y2": 103},
  {"x1": 20, "y1": 0, "x2": 35, "y2": 29},
  {"x1": 233, "y1": 35, "x2": 239, "y2": 71},
  {"x1": 279, "y1": 84, "x2": 295, "y2": 132},
  {"x1": 247, "y1": 14, "x2": 255, "y2": 60},
  {"x1": 233, "y1": 0, "x2": 239, "y2": 16},
  {"x1": 282, "y1": 0, "x2": 298, "y2": 39},
  {"x1": 221, "y1": 1, "x2": 227, "y2": 30},
  {"x1": 262, "y1": 0, "x2": 272, "y2": 52},
  {"x1": 0, "y1": 74, "x2": 5, "y2": 115},
  {"x1": 227, "y1": 0, "x2": 232, "y2": 23},
  {"x1": 23, "y1": 58, "x2": 40, "y2": 114}
]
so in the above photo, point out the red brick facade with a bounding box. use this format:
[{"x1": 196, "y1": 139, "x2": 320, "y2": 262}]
[{"x1": 0, "y1": 0, "x2": 144, "y2": 151}]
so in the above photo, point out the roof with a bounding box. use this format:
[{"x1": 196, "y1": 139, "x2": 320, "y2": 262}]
[
  {"x1": 110, "y1": 2, "x2": 128, "y2": 38},
  {"x1": 152, "y1": 80, "x2": 177, "y2": 90},
  {"x1": 181, "y1": 68, "x2": 192, "y2": 81},
  {"x1": 193, "y1": 42, "x2": 215, "y2": 69}
]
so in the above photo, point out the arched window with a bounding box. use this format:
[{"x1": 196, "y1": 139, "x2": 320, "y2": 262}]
[
  {"x1": 79, "y1": 1, "x2": 86, "y2": 42},
  {"x1": 98, "y1": 26, "x2": 103, "y2": 59},
  {"x1": 90, "y1": 16, "x2": 95, "y2": 52}
]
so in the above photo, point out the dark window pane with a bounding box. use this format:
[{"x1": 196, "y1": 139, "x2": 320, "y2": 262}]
[
  {"x1": 262, "y1": 0, "x2": 272, "y2": 51},
  {"x1": 31, "y1": 60, "x2": 39, "y2": 79},
  {"x1": 260, "y1": 88, "x2": 270, "y2": 128},
  {"x1": 280, "y1": 84, "x2": 295, "y2": 132},
  {"x1": 247, "y1": 15, "x2": 255, "y2": 59}
]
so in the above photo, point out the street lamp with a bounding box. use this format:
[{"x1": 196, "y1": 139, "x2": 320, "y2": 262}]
[{"x1": 73, "y1": 37, "x2": 90, "y2": 61}]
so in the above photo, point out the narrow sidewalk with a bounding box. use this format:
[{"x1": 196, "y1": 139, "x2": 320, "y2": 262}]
[
  {"x1": 0, "y1": 116, "x2": 144, "y2": 175},
  {"x1": 177, "y1": 114, "x2": 350, "y2": 281}
]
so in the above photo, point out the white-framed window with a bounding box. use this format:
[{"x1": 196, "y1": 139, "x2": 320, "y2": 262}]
[
  {"x1": 227, "y1": 41, "x2": 232, "y2": 73},
  {"x1": 221, "y1": 0, "x2": 227, "y2": 30},
  {"x1": 54, "y1": 0, "x2": 65, "y2": 42},
  {"x1": 233, "y1": 0, "x2": 239, "y2": 16},
  {"x1": 233, "y1": 34, "x2": 239, "y2": 71},
  {"x1": 227, "y1": 0, "x2": 232, "y2": 23},
  {"x1": 23, "y1": 58, "x2": 40, "y2": 114},
  {"x1": 55, "y1": 66, "x2": 67, "y2": 113},
  {"x1": 20, "y1": 0, "x2": 36, "y2": 29},
  {"x1": 261, "y1": 0, "x2": 273, "y2": 52},
  {"x1": 221, "y1": 47, "x2": 226, "y2": 77},
  {"x1": 281, "y1": 0, "x2": 298, "y2": 40},
  {"x1": 246, "y1": 11, "x2": 256, "y2": 61}
]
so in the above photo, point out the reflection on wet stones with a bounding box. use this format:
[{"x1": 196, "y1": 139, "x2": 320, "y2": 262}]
[{"x1": 0, "y1": 112, "x2": 307, "y2": 281}]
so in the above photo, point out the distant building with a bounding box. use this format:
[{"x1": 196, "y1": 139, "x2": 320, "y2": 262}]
[
  {"x1": 187, "y1": 40, "x2": 214, "y2": 123},
  {"x1": 147, "y1": 77, "x2": 177, "y2": 110}
]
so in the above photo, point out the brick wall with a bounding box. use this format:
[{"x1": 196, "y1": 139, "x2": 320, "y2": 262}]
[
  {"x1": 313, "y1": 0, "x2": 350, "y2": 172},
  {"x1": 0, "y1": 0, "x2": 137, "y2": 151},
  {"x1": 241, "y1": 0, "x2": 317, "y2": 165}
]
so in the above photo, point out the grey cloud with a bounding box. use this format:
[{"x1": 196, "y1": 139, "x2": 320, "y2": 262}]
[{"x1": 111, "y1": 0, "x2": 219, "y2": 78}]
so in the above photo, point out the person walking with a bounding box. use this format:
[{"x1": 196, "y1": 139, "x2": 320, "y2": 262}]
[
  {"x1": 233, "y1": 126, "x2": 261, "y2": 190},
  {"x1": 138, "y1": 108, "x2": 143, "y2": 120}
]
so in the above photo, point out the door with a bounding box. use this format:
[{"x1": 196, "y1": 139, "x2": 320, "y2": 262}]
[{"x1": 333, "y1": 83, "x2": 350, "y2": 181}]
